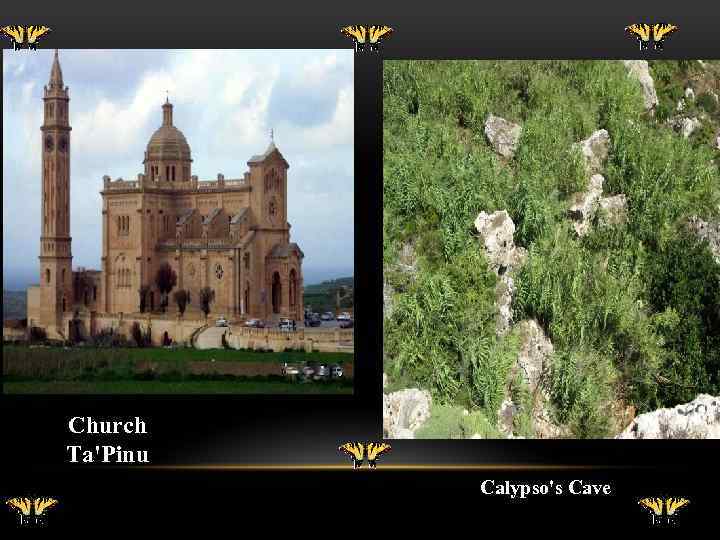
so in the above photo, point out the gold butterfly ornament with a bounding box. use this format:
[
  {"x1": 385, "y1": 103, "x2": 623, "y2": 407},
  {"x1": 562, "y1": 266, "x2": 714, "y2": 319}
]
[
  {"x1": 1, "y1": 25, "x2": 51, "y2": 50},
  {"x1": 6, "y1": 497, "x2": 58, "y2": 516},
  {"x1": 639, "y1": 497, "x2": 690, "y2": 524},
  {"x1": 340, "y1": 25, "x2": 394, "y2": 52},
  {"x1": 339, "y1": 442, "x2": 392, "y2": 468},
  {"x1": 625, "y1": 23, "x2": 677, "y2": 50}
]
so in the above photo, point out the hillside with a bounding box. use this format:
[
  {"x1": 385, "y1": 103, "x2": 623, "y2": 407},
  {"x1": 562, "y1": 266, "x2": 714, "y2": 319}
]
[
  {"x1": 303, "y1": 277, "x2": 353, "y2": 313},
  {"x1": 383, "y1": 60, "x2": 720, "y2": 439}
]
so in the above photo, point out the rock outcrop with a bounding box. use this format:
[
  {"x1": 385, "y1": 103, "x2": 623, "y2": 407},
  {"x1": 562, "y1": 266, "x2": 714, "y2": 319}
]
[
  {"x1": 674, "y1": 116, "x2": 701, "y2": 139},
  {"x1": 383, "y1": 388, "x2": 432, "y2": 439},
  {"x1": 576, "y1": 129, "x2": 610, "y2": 175},
  {"x1": 569, "y1": 174, "x2": 605, "y2": 236},
  {"x1": 484, "y1": 114, "x2": 522, "y2": 159},
  {"x1": 569, "y1": 175, "x2": 628, "y2": 236},
  {"x1": 616, "y1": 394, "x2": 720, "y2": 439},
  {"x1": 598, "y1": 194, "x2": 628, "y2": 227},
  {"x1": 622, "y1": 60, "x2": 658, "y2": 111},
  {"x1": 515, "y1": 319, "x2": 554, "y2": 394},
  {"x1": 474, "y1": 210, "x2": 527, "y2": 335},
  {"x1": 688, "y1": 216, "x2": 720, "y2": 263}
]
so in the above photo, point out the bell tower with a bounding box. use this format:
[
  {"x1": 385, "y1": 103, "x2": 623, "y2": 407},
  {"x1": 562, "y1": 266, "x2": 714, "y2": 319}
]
[{"x1": 39, "y1": 49, "x2": 73, "y2": 336}]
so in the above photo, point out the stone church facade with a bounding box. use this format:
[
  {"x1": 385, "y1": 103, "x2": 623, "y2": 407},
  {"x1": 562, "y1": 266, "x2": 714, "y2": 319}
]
[{"x1": 27, "y1": 51, "x2": 304, "y2": 340}]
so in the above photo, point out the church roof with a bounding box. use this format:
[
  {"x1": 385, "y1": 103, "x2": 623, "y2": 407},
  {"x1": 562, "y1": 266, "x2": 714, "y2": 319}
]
[
  {"x1": 230, "y1": 207, "x2": 250, "y2": 224},
  {"x1": 248, "y1": 141, "x2": 289, "y2": 168},
  {"x1": 176, "y1": 208, "x2": 195, "y2": 225},
  {"x1": 269, "y1": 242, "x2": 304, "y2": 259},
  {"x1": 49, "y1": 49, "x2": 63, "y2": 89},
  {"x1": 202, "y1": 207, "x2": 222, "y2": 225},
  {"x1": 145, "y1": 100, "x2": 192, "y2": 163}
]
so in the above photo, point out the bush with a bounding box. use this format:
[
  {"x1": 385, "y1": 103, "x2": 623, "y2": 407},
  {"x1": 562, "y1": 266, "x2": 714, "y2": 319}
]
[
  {"x1": 696, "y1": 92, "x2": 718, "y2": 115},
  {"x1": 414, "y1": 404, "x2": 502, "y2": 439},
  {"x1": 29, "y1": 326, "x2": 47, "y2": 343}
]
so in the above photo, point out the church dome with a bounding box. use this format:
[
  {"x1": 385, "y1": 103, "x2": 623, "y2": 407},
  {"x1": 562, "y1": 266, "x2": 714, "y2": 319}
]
[{"x1": 144, "y1": 100, "x2": 192, "y2": 163}]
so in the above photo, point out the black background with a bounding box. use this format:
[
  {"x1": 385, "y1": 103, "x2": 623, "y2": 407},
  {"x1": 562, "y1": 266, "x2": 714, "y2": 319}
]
[{"x1": 1, "y1": 2, "x2": 719, "y2": 531}]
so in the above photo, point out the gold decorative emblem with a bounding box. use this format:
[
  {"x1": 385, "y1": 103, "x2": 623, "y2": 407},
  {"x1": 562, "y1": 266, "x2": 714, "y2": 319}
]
[
  {"x1": 6, "y1": 497, "x2": 58, "y2": 527},
  {"x1": 215, "y1": 263, "x2": 224, "y2": 280},
  {"x1": 338, "y1": 442, "x2": 392, "y2": 469}
]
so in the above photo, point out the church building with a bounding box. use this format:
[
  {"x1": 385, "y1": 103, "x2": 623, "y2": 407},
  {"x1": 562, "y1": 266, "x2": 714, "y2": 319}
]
[{"x1": 27, "y1": 51, "x2": 305, "y2": 340}]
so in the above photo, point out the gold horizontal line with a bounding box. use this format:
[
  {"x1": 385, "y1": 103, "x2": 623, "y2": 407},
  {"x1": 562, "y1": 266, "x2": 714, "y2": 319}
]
[{"x1": 134, "y1": 464, "x2": 638, "y2": 471}]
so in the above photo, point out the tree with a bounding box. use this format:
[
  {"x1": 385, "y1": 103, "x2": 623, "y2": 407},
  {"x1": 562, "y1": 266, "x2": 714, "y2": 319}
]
[
  {"x1": 198, "y1": 287, "x2": 215, "y2": 320},
  {"x1": 173, "y1": 289, "x2": 191, "y2": 317},
  {"x1": 155, "y1": 263, "x2": 177, "y2": 313},
  {"x1": 138, "y1": 285, "x2": 151, "y2": 313}
]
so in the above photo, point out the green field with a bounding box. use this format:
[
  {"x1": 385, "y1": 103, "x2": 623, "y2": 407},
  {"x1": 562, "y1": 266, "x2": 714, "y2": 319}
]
[
  {"x1": 3, "y1": 380, "x2": 353, "y2": 394},
  {"x1": 3, "y1": 345, "x2": 351, "y2": 364},
  {"x1": 3, "y1": 345, "x2": 353, "y2": 394}
]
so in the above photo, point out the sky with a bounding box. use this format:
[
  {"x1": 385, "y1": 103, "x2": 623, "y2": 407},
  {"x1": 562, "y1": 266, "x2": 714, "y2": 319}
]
[{"x1": 2, "y1": 49, "x2": 354, "y2": 290}]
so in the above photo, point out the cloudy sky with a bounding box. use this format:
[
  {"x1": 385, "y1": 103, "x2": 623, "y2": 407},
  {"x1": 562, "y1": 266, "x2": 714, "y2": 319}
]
[{"x1": 2, "y1": 49, "x2": 354, "y2": 290}]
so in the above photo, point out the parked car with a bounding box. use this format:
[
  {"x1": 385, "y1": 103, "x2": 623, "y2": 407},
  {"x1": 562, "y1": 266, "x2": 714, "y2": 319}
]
[
  {"x1": 282, "y1": 362, "x2": 300, "y2": 376},
  {"x1": 339, "y1": 319, "x2": 354, "y2": 329},
  {"x1": 215, "y1": 317, "x2": 229, "y2": 327},
  {"x1": 307, "y1": 317, "x2": 321, "y2": 327},
  {"x1": 321, "y1": 312, "x2": 334, "y2": 321},
  {"x1": 330, "y1": 364, "x2": 344, "y2": 378},
  {"x1": 279, "y1": 318, "x2": 295, "y2": 332},
  {"x1": 245, "y1": 318, "x2": 265, "y2": 328},
  {"x1": 314, "y1": 364, "x2": 330, "y2": 380},
  {"x1": 337, "y1": 312, "x2": 351, "y2": 321},
  {"x1": 302, "y1": 363, "x2": 316, "y2": 378}
]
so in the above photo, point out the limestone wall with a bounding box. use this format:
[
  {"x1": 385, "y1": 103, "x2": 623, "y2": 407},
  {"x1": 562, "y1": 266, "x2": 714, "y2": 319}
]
[
  {"x1": 227, "y1": 326, "x2": 354, "y2": 353},
  {"x1": 62, "y1": 312, "x2": 206, "y2": 347}
]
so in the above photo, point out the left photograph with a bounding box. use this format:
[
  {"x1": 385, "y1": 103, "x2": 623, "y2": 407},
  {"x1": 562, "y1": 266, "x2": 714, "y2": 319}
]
[{"x1": 3, "y1": 49, "x2": 355, "y2": 394}]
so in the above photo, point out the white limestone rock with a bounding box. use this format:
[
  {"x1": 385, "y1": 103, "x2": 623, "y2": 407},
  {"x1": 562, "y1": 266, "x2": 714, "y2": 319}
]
[
  {"x1": 616, "y1": 395, "x2": 720, "y2": 439},
  {"x1": 576, "y1": 129, "x2": 610, "y2": 175},
  {"x1": 474, "y1": 210, "x2": 527, "y2": 335},
  {"x1": 515, "y1": 319, "x2": 554, "y2": 394},
  {"x1": 622, "y1": 60, "x2": 659, "y2": 111},
  {"x1": 474, "y1": 210, "x2": 527, "y2": 275},
  {"x1": 685, "y1": 87, "x2": 695, "y2": 100},
  {"x1": 383, "y1": 388, "x2": 432, "y2": 439},
  {"x1": 598, "y1": 194, "x2": 628, "y2": 227},
  {"x1": 484, "y1": 114, "x2": 522, "y2": 159},
  {"x1": 688, "y1": 216, "x2": 720, "y2": 263},
  {"x1": 383, "y1": 280, "x2": 395, "y2": 320},
  {"x1": 568, "y1": 174, "x2": 604, "y2": 236},
  {"x1": 678, "y1": 117, "x2": 701, "y2": 138}
]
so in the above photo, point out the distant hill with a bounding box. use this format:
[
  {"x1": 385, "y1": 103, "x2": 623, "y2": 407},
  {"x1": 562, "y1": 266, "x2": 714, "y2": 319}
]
[
  {"x1": 304, "y1": 276, "x2": 353, "y2": 313},
  {"x1": 3, "y1": 291, "x2": 27, "y2": 321}
]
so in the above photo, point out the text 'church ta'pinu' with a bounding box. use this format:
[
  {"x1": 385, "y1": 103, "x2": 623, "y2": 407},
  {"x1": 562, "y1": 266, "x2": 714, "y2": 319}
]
[{"x1": 27, "y1": 51, "x2": 305, "y2": 341}]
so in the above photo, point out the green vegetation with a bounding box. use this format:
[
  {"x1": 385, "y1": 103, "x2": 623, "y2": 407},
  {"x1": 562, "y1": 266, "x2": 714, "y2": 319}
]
[
  {"x1": 384, "y1": 60, "x2": 720, "y2": 438},
  {"x1": 2, "y1": 345, "x2": 353, "y2": 394},
  {"x1": 3, "y1": 345, "x2": 351, "y2": 365},
  {"x1": 415, "y1": 404, "x2": 502, "y2": 439}
]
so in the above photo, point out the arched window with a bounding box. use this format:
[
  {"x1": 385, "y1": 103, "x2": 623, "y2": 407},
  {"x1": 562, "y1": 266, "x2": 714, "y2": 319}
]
[
  {"x1": 62, "y1": 268, "x2": 66, "y2": 284},
  {"x1": 171, "y1": 166, "x2": 176, "y2": 181},
  {"x1": 289, "y1": 269, "x2": 297, "y2": 307},
  {"x1": 45, "y1": 268, "x2": 51, "y2": 284}
]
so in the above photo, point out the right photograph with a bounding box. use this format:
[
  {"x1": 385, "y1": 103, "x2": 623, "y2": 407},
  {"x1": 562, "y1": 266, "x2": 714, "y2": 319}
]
[{"x1": 383, "y1": 60, "x2": 720, "y2": 439}]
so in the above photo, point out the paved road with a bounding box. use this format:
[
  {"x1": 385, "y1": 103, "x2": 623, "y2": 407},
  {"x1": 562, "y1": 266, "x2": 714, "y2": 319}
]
[{"x1": 195, "y1": 326, "x2": 230, "y2": 349}]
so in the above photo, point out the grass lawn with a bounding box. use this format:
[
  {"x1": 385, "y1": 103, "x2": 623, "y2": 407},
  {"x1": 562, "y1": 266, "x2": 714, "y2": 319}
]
[
  {"x1": 3, "y1": 345, "x2": 352, "y2": 365},
  {"x1": 3, "y1": 380, "x2": 353, "y2": 394}
]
